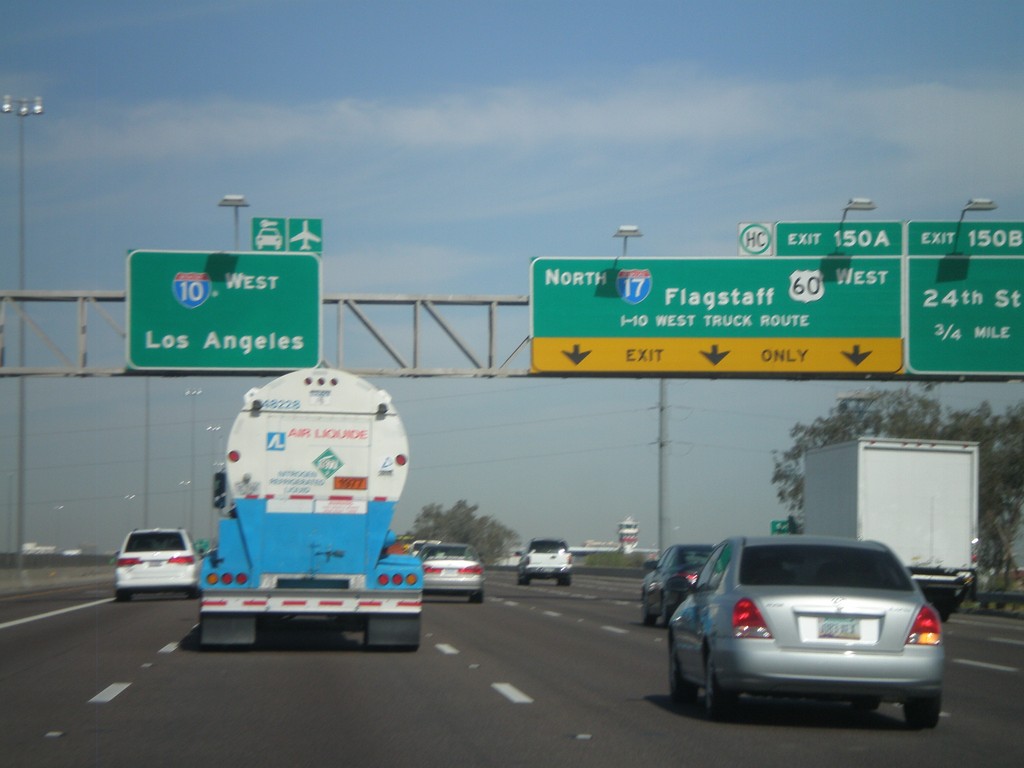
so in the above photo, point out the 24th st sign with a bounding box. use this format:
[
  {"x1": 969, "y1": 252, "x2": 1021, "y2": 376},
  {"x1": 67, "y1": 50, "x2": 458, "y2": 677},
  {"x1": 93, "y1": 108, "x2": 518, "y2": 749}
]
[{"x1": 530, "y1": 257, "x2": 902, "y2": 375}]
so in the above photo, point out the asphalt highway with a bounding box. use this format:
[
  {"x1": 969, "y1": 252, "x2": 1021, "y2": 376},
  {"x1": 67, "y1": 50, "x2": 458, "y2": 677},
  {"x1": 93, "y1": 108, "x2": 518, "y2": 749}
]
[{"x1": 1, "y1": 572, "x2": 1022, "y2": 768}]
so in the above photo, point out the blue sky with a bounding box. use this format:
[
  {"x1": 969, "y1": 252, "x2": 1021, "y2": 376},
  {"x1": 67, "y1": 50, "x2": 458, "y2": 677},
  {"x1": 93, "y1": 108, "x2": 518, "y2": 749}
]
[{"x1": 3, "y1": 1, "x2": 1024, "y2": 553}]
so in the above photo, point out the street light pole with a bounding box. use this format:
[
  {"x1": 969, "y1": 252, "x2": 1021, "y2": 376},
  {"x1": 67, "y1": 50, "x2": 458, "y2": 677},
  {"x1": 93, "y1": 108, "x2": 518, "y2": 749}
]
[
  {"x1": 185, "y1": 388, "x2": 202, "y2": 534},
  {"x1": 3, "y1": 95, "x2": 43, "y2": 574},
  {"x1": 612, "y1": 225, "x2": 666, "y2": 552}
]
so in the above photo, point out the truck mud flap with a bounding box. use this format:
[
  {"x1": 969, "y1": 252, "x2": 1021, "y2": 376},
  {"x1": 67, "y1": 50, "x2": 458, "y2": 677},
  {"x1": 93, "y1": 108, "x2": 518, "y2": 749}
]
[
  {"x1": 201, "y1": 615, "x2": 257, "y2": 647},
  {"x1": 365, "y1": 615, "x2": 420, "y2": 650}
]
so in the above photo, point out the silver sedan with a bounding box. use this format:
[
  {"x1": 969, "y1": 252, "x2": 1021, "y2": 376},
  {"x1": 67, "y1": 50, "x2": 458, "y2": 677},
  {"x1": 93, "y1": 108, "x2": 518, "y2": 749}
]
[
  {"x1": 420, "y1": 543, "x2": 485, "y2": 603},
  {"x1": 668, "y1": 536, "x2": 944, "y2": 728}
]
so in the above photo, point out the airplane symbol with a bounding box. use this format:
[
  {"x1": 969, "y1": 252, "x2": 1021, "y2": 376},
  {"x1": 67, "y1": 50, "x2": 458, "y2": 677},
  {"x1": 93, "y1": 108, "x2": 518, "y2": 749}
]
[{"x1": 289, "y1": 220, "x2": 322, "y2": 251}]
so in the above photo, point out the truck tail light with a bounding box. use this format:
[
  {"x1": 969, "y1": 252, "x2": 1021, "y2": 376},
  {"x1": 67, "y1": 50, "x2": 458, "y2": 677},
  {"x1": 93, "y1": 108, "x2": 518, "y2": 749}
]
[
  {"x1": 204, "y1": 572, "x2": 248, "y2": 586},
  {"x1": 733, "y1": 598, "x2": 773, "y2": 639},
  {"x1": 906, "y1": 606, "x2": 942, "y2": 646},
  {"x1": 377, "y1": 572, "x2": 420, "y2": 586}
]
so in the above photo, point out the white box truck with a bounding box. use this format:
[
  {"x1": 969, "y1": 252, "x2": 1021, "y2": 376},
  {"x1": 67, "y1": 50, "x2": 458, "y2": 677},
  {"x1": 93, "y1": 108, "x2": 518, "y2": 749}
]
[{"x1": 803, "y1": 438, "x2": 978, "y2": 620}]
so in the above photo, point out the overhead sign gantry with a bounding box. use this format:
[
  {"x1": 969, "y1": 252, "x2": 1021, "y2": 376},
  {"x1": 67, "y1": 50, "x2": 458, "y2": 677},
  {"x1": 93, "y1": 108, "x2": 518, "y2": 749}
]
[{"x1": 533, "y1": 217, "x2": 1024, "y2": 379}]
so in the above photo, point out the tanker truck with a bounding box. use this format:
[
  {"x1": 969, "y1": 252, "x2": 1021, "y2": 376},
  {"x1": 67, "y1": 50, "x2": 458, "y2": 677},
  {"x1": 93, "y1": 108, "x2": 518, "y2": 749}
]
[{"x1": 199, "y1": 368, "x2": 422, "y2": 649}]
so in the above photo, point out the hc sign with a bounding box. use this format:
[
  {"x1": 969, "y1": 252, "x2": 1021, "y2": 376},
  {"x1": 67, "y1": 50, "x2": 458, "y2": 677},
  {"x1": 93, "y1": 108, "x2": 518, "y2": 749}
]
[{"x1": 738, "y1": 222, "x2": 773, "y2": 256}]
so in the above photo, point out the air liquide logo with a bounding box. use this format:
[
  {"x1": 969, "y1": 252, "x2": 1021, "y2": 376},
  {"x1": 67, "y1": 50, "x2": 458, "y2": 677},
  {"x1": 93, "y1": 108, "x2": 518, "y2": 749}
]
[
  {"x1": 314, "y1": 449, "x2": 343, "y2": 480},
  {"x1": 173, "y1": 272, "x2": 212, "y2": 309},
  {"x1": 616, "y1": 268, "x2": 652, "y2": 305}
]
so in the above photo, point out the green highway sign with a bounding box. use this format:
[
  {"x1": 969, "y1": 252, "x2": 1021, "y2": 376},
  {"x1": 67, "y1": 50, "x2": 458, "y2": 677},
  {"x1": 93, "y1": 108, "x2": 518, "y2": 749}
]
[
  {"x1": 531, "y1": 257, "x2": 902, "y2": 374},
  {"x1": 252, "y1": 216, "x2": 323, "y2": 253},
  {"x1": 908, "y1": 221, "x2": 1024, "y2": 256},
  {"x1": 907, "y1": 255, "x2": 1024, "y2": 375},
  {"x1": 126, "y1": 250, "x2": 322, "y2": 371},
  {"x1": 776, "y1": 221, "x2": 903, "y2": 256}
]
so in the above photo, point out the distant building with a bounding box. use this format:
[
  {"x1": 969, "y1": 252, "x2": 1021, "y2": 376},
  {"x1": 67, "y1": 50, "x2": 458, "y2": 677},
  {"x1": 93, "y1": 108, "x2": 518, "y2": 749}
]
[
  {"x1": 618, "y1": 516, "x2": 639, "y2": 553},
  {"x1": 22, "y1": 542, "x2": 58, "y2": 555}
]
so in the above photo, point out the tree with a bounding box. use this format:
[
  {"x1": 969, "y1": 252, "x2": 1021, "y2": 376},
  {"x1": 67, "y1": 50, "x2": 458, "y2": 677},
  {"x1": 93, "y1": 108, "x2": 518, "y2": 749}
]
[
  {"x1": 771, "y1": 387, "x2": 1021, "y2": 581},
  {"x1": 407, "y1": 500, "x2": 519, "y2": 565}
]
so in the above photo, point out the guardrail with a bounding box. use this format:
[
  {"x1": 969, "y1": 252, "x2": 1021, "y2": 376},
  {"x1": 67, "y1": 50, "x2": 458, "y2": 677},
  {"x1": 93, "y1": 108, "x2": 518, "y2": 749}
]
[{"x1": 975, "y1": 591, "x2": 1024, "y2": 610}]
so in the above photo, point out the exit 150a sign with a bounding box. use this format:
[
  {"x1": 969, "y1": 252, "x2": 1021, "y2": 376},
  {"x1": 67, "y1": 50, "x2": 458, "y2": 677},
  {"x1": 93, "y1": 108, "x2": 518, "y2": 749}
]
[
  {"x1": 775, "y1": 222, "x2": 903, "y2": 256},
  {"x1": 126, "y1": 250, "x2": 322, "y2": 371}
]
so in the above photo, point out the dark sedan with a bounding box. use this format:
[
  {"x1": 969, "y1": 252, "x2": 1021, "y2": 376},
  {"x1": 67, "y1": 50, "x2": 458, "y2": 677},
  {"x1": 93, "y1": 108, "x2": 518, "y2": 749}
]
[{"x1": 641, "y1": 543, "x2": 713, "y2": 626}]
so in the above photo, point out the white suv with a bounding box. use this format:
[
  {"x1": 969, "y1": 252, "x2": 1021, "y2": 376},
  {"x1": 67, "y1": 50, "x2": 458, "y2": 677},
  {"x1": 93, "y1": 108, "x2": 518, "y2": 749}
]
[
  {"x1": 115, "y1": 528, "x2": 200, "y2": 601},
  {"x1": 517, "y1": 538, "x2": 573, "y2": 586}
]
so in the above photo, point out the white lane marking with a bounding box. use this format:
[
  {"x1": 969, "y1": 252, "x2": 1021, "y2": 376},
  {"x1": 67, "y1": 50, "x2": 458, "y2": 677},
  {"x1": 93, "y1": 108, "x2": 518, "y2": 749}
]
[
  {"x1": 0, "y1": 598, "x2": 112, "y2": 631},
  {"x1": 990, "y1": 637, "x2": 1024, "y2": 648},
  {"x1": 602, "y1": 625, "x2": 628, "y2": 634},
  {"x1": 543, "y1": 610, "x2": 562, "y2": 617},
  {"x1": 953, "y1": 658, "x2": 1018, "y2": 673},
  {"x1": 158, "y1": 643, "x2": 178, "y2": 654},
  {"x1": 89, "y1": 683, "x2": 131, "y2": 704},
  {"x1": 436, "y1": 643, "x2": 460, "y2": 655},
  {"x1": 492, "y1": 683, "x2": 534, "y2": 704}
]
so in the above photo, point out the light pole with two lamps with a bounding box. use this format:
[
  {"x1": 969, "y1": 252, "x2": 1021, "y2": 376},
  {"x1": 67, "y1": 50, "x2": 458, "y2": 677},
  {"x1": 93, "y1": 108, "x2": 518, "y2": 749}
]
[
  {"x1": 3, "y1": 95, "x2": 44, "y2": 574},
  {"x1": 612, "y1": 225, "x2": 668, "y2": 552},
  {"x1": 185, "y1": 388, "x2": 202, "y2": 534}
]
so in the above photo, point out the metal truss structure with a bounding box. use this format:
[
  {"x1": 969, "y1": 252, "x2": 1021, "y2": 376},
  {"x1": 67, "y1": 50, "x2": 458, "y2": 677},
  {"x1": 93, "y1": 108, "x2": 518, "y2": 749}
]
[{"x1": 0, "y1": 290, "x2": 532, "y2": 377}]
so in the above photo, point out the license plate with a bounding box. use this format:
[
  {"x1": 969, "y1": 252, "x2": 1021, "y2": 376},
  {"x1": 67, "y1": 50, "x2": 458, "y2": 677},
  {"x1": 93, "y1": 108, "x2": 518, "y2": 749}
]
[{"x1": 818, "y1": 616, "x2": 860, "y2": 640}]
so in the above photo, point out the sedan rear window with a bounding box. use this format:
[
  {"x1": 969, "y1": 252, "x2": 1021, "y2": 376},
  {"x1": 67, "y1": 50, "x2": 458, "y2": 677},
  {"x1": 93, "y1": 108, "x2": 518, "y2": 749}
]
[
  {"x1": 530, "y1": 540, "x2": 567, "y2": 553},
  {"x1": 125, "y1": 532, "x2": 187, "y2": 552},
  {"x1": 422, "y1": 545, "x2": 475, "y2": 560},
  {"x1": 740, "y1": 544, "x2": 913, "y2": 591}
]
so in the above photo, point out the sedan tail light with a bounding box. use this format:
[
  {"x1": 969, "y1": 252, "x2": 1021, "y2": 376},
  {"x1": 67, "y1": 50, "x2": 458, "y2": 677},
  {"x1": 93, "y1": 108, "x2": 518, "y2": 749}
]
[
  {"x1": 167, "y1": 555, "x2": 195, "y2": 565},
  {"x1": 733, "y1": 598, "x2": 773, "y2": 639},
  {"x1": 116, "y1": 556, "x2": 142, "y2": 567},
  {"x1": 458, "y1": 565, "x2": 483, "y2": 575},
  {"x1": 674, "y1": 569, "x2": 700, "y2": 586},
  {"x1": 423, "y1": 566, "x2": 443, "y2": 574},
  {"x1": 906, "y1": 605, "x2": 942, "y2": 646}
]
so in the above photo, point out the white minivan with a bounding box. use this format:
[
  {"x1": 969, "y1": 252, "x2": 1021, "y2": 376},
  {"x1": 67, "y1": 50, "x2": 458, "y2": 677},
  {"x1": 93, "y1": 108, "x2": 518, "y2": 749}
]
[{"x1": 115, "y1": 528, "x2": 200, "y2": 601}]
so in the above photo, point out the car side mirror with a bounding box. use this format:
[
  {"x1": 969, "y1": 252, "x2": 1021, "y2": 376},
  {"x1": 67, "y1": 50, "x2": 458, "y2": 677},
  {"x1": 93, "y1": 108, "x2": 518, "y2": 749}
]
[{"x1": 643, "y1": 560, "x2": 657, "y2": 572}]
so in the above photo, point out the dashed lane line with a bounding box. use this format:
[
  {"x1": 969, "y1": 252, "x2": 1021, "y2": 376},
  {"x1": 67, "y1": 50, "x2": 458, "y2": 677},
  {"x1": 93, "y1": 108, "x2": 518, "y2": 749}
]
[
  {"x1": 492, "y1": 683, "x2": 534, "y2": 704},
  {"x1": 953, "y1": 658, "x2": 1017, "y2": 673},
  {"x1": 89, "y1": 683, "x2": 131, "y2": 704}
]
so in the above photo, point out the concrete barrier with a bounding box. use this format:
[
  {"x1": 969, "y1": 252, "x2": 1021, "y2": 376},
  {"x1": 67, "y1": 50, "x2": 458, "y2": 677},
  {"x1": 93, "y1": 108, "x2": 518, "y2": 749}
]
[{"x1": 0, "y1": 566, "x2": 113, "y2": 595}]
